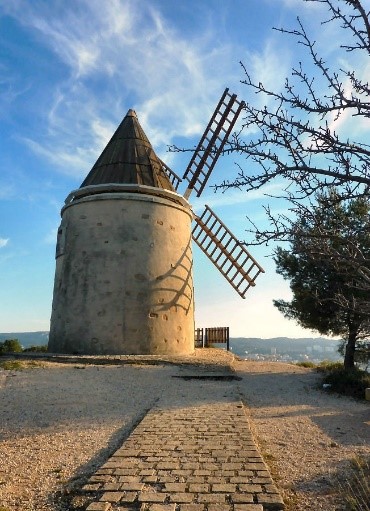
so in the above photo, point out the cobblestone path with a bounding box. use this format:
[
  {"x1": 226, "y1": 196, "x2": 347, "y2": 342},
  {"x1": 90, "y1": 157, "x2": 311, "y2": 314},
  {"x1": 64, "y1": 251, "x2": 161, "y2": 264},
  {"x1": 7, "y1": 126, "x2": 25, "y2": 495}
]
[{"x1": 81, "y1": 377, "x2": 284, "y2": 511}]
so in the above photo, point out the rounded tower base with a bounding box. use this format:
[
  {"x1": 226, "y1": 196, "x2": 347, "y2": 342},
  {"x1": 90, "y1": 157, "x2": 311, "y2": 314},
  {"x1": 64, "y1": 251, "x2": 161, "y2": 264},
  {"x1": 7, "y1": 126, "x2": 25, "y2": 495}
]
[{"x1": 48, "y1": 191, "x2": 195, "y2": 355}]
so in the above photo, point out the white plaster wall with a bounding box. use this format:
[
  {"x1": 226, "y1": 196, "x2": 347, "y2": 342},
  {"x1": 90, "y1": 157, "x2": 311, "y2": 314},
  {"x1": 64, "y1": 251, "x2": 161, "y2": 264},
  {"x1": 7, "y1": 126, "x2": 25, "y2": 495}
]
[{"x1": 48, "y1": 192, "x2": 195, "y2": 355}]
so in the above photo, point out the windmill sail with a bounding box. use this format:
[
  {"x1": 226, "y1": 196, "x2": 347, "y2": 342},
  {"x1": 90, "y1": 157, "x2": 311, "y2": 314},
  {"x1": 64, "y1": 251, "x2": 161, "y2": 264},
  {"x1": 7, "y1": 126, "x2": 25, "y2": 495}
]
[
  {"x1": 183, "y1": 89, "x2": 244, "y2": 199},
  {"x1": 159, "y1": 159, "x2": 182, "y2": 191},
  {"x1": 192, "y1": 205, "x2": 264, "y2": 298}
]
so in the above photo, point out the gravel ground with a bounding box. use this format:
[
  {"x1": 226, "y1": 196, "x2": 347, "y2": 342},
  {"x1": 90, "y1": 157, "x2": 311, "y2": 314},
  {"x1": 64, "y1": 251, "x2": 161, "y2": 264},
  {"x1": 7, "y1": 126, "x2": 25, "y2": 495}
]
[
  {"x1": 0, "y1": 350, "x2": 369, "y2": 511},
  {"x1": 234, "y1": 359, "x2": 370, "y2": 510}
]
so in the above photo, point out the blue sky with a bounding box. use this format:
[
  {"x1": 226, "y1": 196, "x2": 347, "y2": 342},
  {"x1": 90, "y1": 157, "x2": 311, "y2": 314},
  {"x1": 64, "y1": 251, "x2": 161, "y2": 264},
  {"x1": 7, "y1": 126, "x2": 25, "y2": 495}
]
[{"x1": 0, "y1": 0, "x2": 360, "y2": 337}]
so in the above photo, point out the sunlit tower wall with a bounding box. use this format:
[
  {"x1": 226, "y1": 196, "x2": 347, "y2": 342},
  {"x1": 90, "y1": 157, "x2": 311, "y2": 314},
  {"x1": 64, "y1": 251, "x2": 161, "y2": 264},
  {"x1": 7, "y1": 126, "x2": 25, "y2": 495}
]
[{"x1": 48, "y1": 110, "x2": 195, "y2": 355}]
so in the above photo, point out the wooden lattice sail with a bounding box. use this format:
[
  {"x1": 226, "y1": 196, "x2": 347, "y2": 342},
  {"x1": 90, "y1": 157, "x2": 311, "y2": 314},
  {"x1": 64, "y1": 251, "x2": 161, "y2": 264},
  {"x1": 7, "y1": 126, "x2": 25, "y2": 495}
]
[
  {"x1": 183, "y1": 88, "x2": 245, "y2": 199},
  {"x1": 159, "y1": 159, "x2": 182, "y2": 190},
  {"x1": 192, "y1": 205, "x2": 264, "y2": 298}
]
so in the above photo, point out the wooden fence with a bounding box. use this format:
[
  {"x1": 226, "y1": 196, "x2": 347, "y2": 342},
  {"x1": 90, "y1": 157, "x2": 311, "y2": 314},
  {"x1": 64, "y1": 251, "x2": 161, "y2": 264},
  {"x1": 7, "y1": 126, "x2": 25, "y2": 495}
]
[{"x1": 195, "y1": 327, "x2": 230, "y2": 351}]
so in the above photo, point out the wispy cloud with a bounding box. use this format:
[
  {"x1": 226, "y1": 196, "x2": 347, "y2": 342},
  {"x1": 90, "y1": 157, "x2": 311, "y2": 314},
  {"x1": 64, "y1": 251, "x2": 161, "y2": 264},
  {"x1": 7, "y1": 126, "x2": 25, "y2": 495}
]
[
  {"x1": 192, "y1": 183, "x2": 285, "y2": 213},
  {"x1": 0, "y1": 182, "x2": 16, "y2": 200},
  {"x1": 279, "y1": 0, "x2": 322, "y2": 9},
  {"x1": 0, "y1": 238, "x2": 9, "y2": 248},
  {"x1": 2, "y1": 0, "x2": 239, "y2": 176}
]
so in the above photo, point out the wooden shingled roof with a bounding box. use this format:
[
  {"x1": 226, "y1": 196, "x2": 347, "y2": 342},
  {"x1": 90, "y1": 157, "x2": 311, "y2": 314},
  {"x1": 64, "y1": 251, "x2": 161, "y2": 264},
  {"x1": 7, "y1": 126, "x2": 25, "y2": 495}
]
[{"x1": 80, "y1": 109, "x2": 174, "y2": 191}]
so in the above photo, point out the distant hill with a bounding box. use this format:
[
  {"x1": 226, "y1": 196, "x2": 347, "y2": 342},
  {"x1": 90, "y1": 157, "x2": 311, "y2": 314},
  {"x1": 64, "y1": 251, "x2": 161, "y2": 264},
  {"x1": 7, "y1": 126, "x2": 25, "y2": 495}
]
[
  {"x1": 0, "y1": 331, "x2": 49, "y2": 348},
  {"x1": 0, "y1": 332, "x2": 341, "y2": 361}
]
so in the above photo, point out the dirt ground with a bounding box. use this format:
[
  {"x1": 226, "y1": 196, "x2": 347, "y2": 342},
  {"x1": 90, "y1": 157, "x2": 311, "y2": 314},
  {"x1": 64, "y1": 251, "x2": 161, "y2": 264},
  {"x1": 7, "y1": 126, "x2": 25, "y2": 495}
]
[{"x1": 0, "y1": 350, "x2": 369, "y2": 510}]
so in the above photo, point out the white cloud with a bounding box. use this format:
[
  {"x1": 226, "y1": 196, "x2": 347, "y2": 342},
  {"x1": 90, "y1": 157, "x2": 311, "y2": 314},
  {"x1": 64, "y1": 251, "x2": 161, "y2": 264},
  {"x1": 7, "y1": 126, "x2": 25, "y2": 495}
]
[
  {"x1": 21, "y1": 137, "x2": 96, "y2": 176},
  {"x1": 0, "y1": 238, "x2": 9, "y2": 248},
  {"x1": 0, "y1": 183, "x2": 16, "y2": 199},
  {"x1": 280, "y1": 0, "x2": 321, "y2": 9},
  {"x1": 3, "y1": 0, "x2": 240, "y2": 176},
  {"x1": 192, "y1": 183, "x2": 284, "y2": 212}
]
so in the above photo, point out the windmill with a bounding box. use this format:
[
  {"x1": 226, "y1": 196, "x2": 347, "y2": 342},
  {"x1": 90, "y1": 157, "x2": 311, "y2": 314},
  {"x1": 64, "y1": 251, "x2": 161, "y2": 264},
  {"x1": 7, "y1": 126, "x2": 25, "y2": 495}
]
[{"x1": 48, "y1": 88, "x2": 264, "y2": 356}]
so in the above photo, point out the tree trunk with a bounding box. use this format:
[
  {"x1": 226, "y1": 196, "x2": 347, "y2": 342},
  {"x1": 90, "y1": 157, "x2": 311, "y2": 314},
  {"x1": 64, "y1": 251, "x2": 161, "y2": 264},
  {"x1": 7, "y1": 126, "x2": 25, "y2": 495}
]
[{"x1": 344, "y1": 327, "x2": 357, "y2": 370}]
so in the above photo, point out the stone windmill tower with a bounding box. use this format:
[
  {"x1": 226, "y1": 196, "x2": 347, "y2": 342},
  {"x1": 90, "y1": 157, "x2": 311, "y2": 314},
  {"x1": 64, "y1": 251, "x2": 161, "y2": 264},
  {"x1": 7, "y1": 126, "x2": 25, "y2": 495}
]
[{"x1": 48, "y1": 90, "x2": 264, "y2": 355}]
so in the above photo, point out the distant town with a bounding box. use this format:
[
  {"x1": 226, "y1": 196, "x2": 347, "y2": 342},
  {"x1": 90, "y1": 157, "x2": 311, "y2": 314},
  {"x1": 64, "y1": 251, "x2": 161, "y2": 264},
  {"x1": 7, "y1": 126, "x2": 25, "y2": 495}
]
[
  {"x1": 229, "y1": 337, "x2": 341, "y2": 363},
  {"x1": 0, "y1": 331, "x2": 342, "y2": 364}
]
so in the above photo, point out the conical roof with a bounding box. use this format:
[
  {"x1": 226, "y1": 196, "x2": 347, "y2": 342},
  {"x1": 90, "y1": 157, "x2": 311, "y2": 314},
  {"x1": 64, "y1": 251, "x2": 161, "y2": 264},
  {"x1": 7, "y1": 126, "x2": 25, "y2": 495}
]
[{"x1": 80, "y1": 109, "x2": 174, "y2": 191}]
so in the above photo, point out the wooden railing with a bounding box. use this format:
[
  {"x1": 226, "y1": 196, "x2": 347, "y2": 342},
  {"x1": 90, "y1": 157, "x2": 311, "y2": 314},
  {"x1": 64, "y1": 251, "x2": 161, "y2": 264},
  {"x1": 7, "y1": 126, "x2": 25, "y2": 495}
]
[{"x1": 195, "y1": 327, "x2": 230, "y2": 351}]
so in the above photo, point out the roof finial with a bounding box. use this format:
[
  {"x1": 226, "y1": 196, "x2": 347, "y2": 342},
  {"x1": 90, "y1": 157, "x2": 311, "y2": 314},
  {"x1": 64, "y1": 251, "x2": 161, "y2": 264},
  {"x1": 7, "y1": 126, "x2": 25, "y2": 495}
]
[{"x1": 126, "y1": 109, "x2": 137, "y2": 118}]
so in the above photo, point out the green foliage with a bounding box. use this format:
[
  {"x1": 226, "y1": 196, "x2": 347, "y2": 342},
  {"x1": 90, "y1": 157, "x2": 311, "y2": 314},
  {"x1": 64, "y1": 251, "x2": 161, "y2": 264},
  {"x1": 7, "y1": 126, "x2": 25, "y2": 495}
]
[
  {"x1": 321, "y1": 365, "x2": 370, "y2": 399},
  {"x1": 0, "y1": 360, "x2": 45, "y2": 370},
  {"x1": 23, "y1": 345, "x2": 48, "y2": 352},
  {"x1": 336, "y1": 456, "x2": 370, "y2": 511},
  {"x1": 0, "y1": 339, "x2": 22, "y2": 354},
  {"x1": 274, "y1": 193, "x2": 370, "y2": 369},
  {"x1": 316, "y1": 360, "x2": 344, "y2": 372},
  {"x1": 0, "y1": 360, "x2": 25, "y2": 370},
  {"x1": 296, "y1": 361, "x2": 316, "y2": 368}
]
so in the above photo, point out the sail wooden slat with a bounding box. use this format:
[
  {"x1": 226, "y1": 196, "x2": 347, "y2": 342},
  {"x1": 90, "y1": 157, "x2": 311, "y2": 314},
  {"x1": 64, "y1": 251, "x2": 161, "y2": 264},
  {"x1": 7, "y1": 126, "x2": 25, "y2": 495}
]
[{"x1": 192, "y1": 205, "x2": 264, "y2": 298}]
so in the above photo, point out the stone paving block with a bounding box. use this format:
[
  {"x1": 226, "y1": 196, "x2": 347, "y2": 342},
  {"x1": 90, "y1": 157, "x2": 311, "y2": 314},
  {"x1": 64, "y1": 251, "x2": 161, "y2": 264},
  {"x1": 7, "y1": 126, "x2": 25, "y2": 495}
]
[
  {"x1": 251, "y1": 477, "x2": 271, "y2": 484},
  {"x1": 86, "y1": 503, "x2": 112, "y2": 511},
  {"x1": 178, "y1": 504, "x2": 205, "y2": 511},
  {"x1": 186, "y1": 476, "x2": 206, "y2": 483},
  {"x1": 193, "y1": 469, "x2": 212, "y2": 476},
  {"x1": 264, "y1": 484, "x2": 280, "y2": 493},
  {"x1": 100, "y1": 492, "x2": 124, "y2": 503},
  {"x1": 238, "y1": 484, "x2": 263, "y2": 493},
  {"x1": 222, "y1": 471, "x2": 236, "y2": 477},
  {"x1": 221, "y1": 463, "x2": 243, "y2": 471},
  {"x1": 197, "y1": 494, "x2": 226, "y2": 504},
  {"x1": 207, "y1": 505, "x2": 231, "y2": 511},
  {"x1": 89, "y1": 475, "x2": 113, "y2": 483},
  {"x1": 118, "y1": 475, "x2": 142, "y2": 483},
  {"x1": 102, "y1": 483, "x2": 122, "y2": 491},
  {"x1": 82, "y1": 483, "x2": 102, "y2": 491},
  {"x1": 188, "y1": 483, "x2": 210, "y2": 493},
  {"x1": 143, "y1": 475, "x2": 158, "y2": 483},
  {"x1": 148, "y1": 504, "x2": 176, "y2": 511},
  {"x1": 158, "y1": 475, "x2": 177, "y2": 483},
  {"x1": 156, "y1": 462, "x2": 180, "y2": 470},
  {"x1": 255, "y1": 469, "x2": 269, "y2": 476},
  {"x1": 200, "y1": 463, "x2": 219, "y2": 470},
  {"x1": 172, "y1": 469, "x2": 193, "y2": 476},
  {"x1": 182, "y1": 462, "x2": 200, "y2": 470},
  {"x1": 169, "y1": 493, "x2": 195, "y2": 503},
  {"x1": 233, "y1": 506, "x2": 263, "y2": 511},
  {"x1": 140, "y1": 469, "x2": 156, "y2": 476},
  {"x1": 120, "y1": 482, "x2": 145, "y2": 491},
  {"x1": 164, "y1": 482, "x2": 187, "y2": 492},
  {"x1": 114, "y1": 449, "x2": 141, "y2": 457},
  {"x1": 243, "y1": 463, "x2": 266, "y2": 471},
  {"x1": 115, "y1": 469, "x2": 139, "y2": 476},
  {"x1": 138, "y1": 493, "x2": 168, "y2": 503},
  {"x1": 207, "y1": 477, "x2": 225, "y2": 484},
  {"x1": 230, "y1": 494, "x2": 254, "y2": 503},
  {"x1": 211, "y1": 483, "x2": 237, "y2": 493},
  {"x1": 229, "y1": 477, "x2": 253, "y2": 484},
  {"x1": 256, "y1": 493, "x2": 285, "y2": 508},
  {"x1": 119, "y1": 491, "x2": 138, "y2": 502}
]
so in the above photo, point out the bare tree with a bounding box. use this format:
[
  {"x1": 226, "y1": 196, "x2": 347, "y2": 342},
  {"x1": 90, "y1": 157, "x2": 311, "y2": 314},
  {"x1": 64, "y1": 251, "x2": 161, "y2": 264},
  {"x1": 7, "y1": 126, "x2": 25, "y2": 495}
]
[
  {"x1": 170, "y1": 0, "x2": 370, "y2": 334},
  {"x1": 218, "y1": 0, "x2": 370, "y2": 215},
  {"x1": 217, "y1": 0, "x2": 370, "y2": 329}
]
